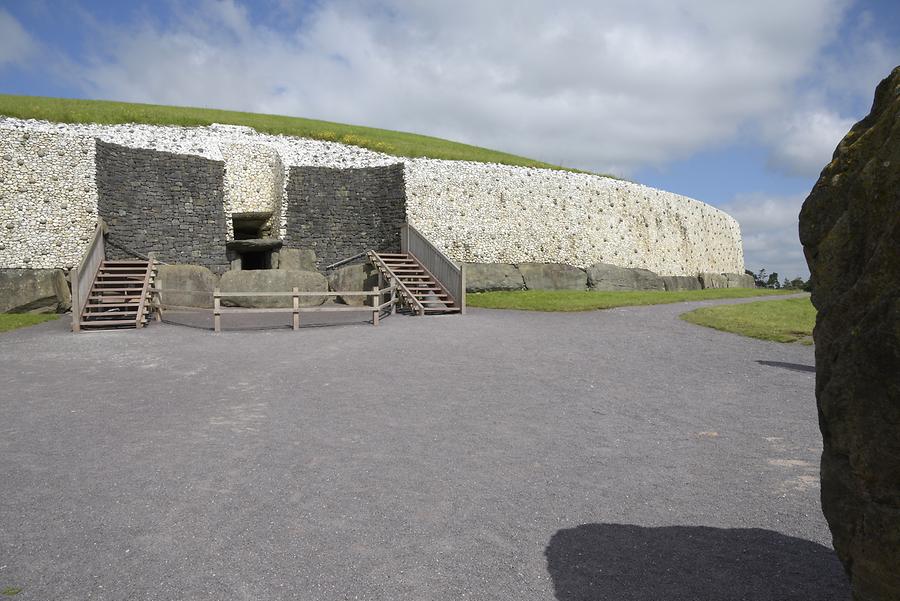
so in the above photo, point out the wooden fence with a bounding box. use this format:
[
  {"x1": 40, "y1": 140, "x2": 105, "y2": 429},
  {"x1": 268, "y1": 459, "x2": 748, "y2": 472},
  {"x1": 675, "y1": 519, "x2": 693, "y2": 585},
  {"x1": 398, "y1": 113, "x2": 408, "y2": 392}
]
[{"x1": 212, "y1": 284, "x2": 397, "y2": 332}]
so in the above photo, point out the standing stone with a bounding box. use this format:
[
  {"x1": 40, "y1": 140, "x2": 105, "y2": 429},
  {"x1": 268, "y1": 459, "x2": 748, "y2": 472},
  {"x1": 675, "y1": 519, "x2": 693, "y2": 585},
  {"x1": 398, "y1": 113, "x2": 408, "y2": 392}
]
[
  {"x1": 0, "y1": 268, "x2": 71, "y2": 313},
  {"x1": 278, "y1": 248, "x2": 318, "y2": 272},
  {"x1": 799, "y1": 66, "x2": 900, "y2": 601},
  {"x1": 519, "y1": 263, "x2": 588, "y2": 290},
  {"x1": 328, "y1": 263, "x2": 379, "y2": 306},
  {"x1": 219, "y1": 269, "x2": 327, "y2": 308},
  {"x1": 155, "y1": 264, "x2": 218, "y2": 308},
  {"x1": 465, "y1": 263, "x2": 524, "y2": 292}
]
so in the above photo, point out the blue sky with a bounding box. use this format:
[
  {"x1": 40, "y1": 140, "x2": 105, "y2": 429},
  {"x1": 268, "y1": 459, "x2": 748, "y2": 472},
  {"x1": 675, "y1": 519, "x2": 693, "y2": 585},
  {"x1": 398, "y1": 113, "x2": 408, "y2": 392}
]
[{"x1": 2, "y1": 0, "x2": 898, "y2": 278}]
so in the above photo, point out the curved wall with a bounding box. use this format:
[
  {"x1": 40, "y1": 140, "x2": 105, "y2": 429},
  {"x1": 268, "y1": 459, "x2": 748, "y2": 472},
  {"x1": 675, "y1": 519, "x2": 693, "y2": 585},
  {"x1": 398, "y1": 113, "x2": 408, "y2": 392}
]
[{"x1": 405, "y1": 159, "x2": 744, "y2": 276}]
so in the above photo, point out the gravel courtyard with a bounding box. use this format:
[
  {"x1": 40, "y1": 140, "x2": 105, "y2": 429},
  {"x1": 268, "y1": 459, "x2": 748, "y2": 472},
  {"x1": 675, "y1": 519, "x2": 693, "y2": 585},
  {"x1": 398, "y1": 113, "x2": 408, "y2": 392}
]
[{"x1": 0, "y1": 296, "x2": 848, "y2": 600}]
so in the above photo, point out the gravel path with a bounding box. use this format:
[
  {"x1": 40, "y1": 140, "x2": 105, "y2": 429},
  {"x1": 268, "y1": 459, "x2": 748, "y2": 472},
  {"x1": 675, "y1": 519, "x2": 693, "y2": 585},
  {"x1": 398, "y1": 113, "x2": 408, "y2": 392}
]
[{"x1": 0, "y1": 295, "x2": 848, "y2": 600}]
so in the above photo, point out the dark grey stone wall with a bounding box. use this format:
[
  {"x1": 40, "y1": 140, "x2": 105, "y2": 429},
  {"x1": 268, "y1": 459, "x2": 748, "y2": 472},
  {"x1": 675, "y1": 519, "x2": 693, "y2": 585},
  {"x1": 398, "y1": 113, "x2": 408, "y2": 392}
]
[
  {"x1": 283, "y1": 164, "x2": 406, "y2": 268},
  {"x1": 95, "y1": 141, "x2": 229, "y2": 273}
]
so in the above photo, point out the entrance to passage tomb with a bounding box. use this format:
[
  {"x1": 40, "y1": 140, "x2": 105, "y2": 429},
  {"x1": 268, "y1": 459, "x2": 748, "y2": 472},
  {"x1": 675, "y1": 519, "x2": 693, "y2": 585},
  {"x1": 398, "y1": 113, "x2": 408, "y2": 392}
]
[{"x1": 227, "y1": 212, "x2": 281, "y2": 270}]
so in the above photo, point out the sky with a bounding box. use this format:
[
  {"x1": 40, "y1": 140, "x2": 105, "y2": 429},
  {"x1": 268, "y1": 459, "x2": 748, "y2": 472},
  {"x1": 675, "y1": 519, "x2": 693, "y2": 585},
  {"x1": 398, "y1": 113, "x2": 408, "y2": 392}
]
[{"x1": 1, "y1": 0, "x2": 897, "y2": 279}]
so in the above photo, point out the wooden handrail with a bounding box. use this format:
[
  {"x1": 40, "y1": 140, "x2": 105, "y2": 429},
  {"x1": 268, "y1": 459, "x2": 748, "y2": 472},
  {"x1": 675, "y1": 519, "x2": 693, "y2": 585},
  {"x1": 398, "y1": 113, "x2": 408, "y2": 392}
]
[
  {"x1": 71, "y1": 218, "x2": 108, "y2": 332},
  {"x1": 401, "y1": 223, "x2": 465, "y2": 314},
  {"x1": 367, "y1": 250, "x2": 425, "y2": 315}
]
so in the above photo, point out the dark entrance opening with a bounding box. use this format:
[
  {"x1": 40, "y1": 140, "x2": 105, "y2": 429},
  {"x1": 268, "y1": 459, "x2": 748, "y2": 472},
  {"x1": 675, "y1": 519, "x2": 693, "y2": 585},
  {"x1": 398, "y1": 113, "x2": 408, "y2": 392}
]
[
  {"x1": 240, "y1": 250, "x2": 271, "y2": 270},
  {"x1": 232, "y1": 212, "x2": 272, "y2": 240}
]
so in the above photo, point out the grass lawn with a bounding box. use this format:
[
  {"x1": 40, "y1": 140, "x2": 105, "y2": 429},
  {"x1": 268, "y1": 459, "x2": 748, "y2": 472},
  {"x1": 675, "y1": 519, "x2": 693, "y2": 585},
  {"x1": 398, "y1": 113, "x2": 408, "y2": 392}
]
[
  {"x1": 0, "y1": 95, "x2": 608, "y2": 176},
  {"x1": 0, "y1": 313, "x2": 59, "y2": 333},
  {"x1": 466, "y1": 288, "x2": 795, "y2": 312},
  {"x1": 680, "y1": 297, "x2": 815, "y2": 344}
]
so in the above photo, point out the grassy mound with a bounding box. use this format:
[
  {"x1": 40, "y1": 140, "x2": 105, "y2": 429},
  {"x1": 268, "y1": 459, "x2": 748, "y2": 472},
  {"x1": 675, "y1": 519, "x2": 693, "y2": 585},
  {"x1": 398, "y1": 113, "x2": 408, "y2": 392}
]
[
  {"x1": 0, "y1": 94, "x2": 597, "y2": 173},
  {"x1": 680, "y1": 297, "x2": 815, "y2": 344},
  {"x1": 465, "y1": 288, "x2": 794, "y2": 312}
]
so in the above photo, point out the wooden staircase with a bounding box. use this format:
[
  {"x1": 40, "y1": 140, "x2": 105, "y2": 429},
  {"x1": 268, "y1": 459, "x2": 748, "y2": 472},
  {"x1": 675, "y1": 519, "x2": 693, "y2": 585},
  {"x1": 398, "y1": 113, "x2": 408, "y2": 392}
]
[
  {"x1": 78, "y1": 260, "x2": 156, "y2": 330},
  {"x1": 368, "y1": 251, "x2": 461, "y2": 315}
]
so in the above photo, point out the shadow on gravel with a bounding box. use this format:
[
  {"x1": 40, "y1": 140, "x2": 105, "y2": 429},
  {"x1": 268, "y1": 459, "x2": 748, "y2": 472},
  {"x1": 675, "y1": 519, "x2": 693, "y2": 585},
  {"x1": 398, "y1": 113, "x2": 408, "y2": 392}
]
[
  {"x1": 545, "y1": 524, "x2": 848, "y2": 601},
  {"x1": 757, "y1": 360, "x2": 816, "y2": 373}
]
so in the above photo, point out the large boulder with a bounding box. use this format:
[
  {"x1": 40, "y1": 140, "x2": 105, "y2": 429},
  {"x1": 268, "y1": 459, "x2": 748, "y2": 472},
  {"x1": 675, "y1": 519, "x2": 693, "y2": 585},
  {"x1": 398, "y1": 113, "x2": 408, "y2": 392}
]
[
  {"x1": 277, "y1": 248, "x2": 317, "y2": 272},
  {"x1": 155, "y1": 264, "x2": 218, "y2": 308},
  {"x1": 698, "y1": 272, "x2": 728, "y2": 289},
  {"x1": 586, "y1": 263, "x2": 664, "y2": 291},
  {"x1": 465, "y1": 263, "x2": 524, "y2": 292},
  {"x1": 661, "y1": 275, "x2": 702, "y2": 291},
  {"x1": 0, "y1": 269, "x2": 71, "y2": 313},
  {"x1": 799, "y1": 66, "x2": 900, "y2": 601},
  {"x1": 519, "y1": 263, "x2": 587, "y2": 290},
  {"x1": 219, "y1": 269, "x2": 328, "y2": 308},
  {"x1": 724, "y1": 273, "x2": 756, "y2": 289},
  {"x1": 328, "y1": 263, "x2": 379, "y2": 306}
]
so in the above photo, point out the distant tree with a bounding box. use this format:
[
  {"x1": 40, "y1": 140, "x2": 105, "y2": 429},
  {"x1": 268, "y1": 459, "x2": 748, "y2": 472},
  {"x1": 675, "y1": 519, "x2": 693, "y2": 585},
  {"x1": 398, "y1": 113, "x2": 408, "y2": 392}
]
[
  {"x1": 786, "y1": 277, "x2": 806, "y2": 290},
  {"x1": 766, "y1": 272, "x2": 781, "y2": 289},
  {"x1": 755, "y1": 268, "x2": 768, "y2": 288}
]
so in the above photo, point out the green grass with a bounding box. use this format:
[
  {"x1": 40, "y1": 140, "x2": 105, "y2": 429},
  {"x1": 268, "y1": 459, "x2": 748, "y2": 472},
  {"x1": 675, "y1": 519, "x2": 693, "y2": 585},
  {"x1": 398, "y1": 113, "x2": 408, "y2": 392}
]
[
  {"x1": 466, "y1": 288, "x2": 795, "y2": 312},
  {"x1": 0, "y1": 94, "x2": 607, "y2": 175},
  {"x1": 680, "y1": 297, "x2": 816, "y2": 344},
  {"x1": 1, "y1": 587, "x2": 22, "y2": 596},
  {"x1": 0, "y1": 313, "x2": 59, "y2": 333}
]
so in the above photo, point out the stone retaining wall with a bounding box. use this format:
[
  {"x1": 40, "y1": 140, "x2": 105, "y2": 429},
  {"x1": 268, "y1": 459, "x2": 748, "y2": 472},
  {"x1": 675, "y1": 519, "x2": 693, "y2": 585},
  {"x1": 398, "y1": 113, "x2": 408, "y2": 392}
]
[
  {"x1": 283, "y1": 164, "x2": 406, "y2": 268},
  {"x1": 96, "y1": 141, "x2": 229, "y2": 273}
]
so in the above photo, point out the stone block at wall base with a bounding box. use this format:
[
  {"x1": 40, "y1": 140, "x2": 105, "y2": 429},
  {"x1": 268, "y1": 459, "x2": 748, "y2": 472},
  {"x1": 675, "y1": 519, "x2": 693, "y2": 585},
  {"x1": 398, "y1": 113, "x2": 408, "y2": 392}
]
[
  {"x1": 699, "y1": 272, "x2": 729, "y2": 289},
  {"x1": 156, "y1": 264, "x2": 218, "y2": 308},
  {"x1": 278, "y1": 248, "x2": 318, "y2": 272},
  {"x1": 519, "y1": 263, "x2": 588, "y2": 290},
  {"x1": 328, "y1": 263, "x2": 379, "y2": 306},
  {"x1": 0, "y1": 269, "x2": 71, "y2": 313},
  {"x1": 219, "y1": 269, "x2": 327, "y2": 308},
  {"x1": 661, "y1": 275, "x2": 702, "y2": 291},
  {"x1": 465, "y1": 264, "x2": 525, "y2": 292},
  {"x1": 587, "y1": 263, "x2": 664, "y2": 291},
  {"x1": 724, "y1": 273, "x2": 757, "y2": 289}
]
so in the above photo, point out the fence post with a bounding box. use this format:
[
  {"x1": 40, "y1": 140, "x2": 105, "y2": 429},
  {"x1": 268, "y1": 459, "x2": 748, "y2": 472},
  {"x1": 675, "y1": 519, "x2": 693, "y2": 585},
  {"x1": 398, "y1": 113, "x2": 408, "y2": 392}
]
[
  {"x1": 460, "y1": 263, "x2": 467, "y2": 315},
  {"x1": 213, "y1": 288, "x2": 221, "y2": 333},
  {"x1": 391, "y1": 282, "x2": 397, "y2": 315},
  {"x1": 372, "y1": 285, "x2": 380, "y2": 326},
  {"x1": 292, "y1": 287, "x2": 300, "y2": 331},
  {"x1": 70, "y1": 266, "x2": 81, "y2": 332}
]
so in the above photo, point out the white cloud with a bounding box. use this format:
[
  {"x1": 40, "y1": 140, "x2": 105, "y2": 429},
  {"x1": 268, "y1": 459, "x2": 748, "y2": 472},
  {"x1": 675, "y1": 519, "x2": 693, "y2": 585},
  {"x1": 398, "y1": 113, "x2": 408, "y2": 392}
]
[
  {"x1": 721, "y1": 193, "x2": 809, "y2": 278},
  {"x1": 764, "y1": 109, "x2": 854, "y2": 177},
  {"x1": 66, "y1": 0, "x2": 849, "y2": 176},
  {"x1": 0, "y1": 8, "x2": 38, "y2": 68}
]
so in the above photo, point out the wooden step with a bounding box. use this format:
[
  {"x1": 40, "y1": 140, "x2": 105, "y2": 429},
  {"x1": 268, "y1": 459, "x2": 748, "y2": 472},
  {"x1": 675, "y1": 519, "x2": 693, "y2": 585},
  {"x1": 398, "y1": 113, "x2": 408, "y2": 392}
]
[
  {"x1": 99, "y1": 265, "x2": 149, "y2": 270},
  {"x1": 423, "y1": 307, "x2": 461, "y2": 313},
  {"x1": 84, "y1": 302, "x2": 141, "y2": 308},
  {"x1": 376, "y1": 253, "x2": 408, "y2": 257},
  {"x1": 88, "y1": 295, "x2": 141, "y2": 301},
  {"x1": 89, "y1": 286, "x2": 145, "y2": 292},
  {"x1": 94, "y1": 276, "x2": 144, "y2": 286},
  {"x1": 79, "y1": 319, "x2": 139, "y2": 327}
]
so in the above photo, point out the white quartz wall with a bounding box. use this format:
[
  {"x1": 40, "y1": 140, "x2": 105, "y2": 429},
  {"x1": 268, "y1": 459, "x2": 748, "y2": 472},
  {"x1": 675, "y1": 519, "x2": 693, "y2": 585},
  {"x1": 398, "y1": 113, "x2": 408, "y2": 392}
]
[
  {"x1": 220, "y1": 141, "x2": 284, "y2": 239},
  {"x1": 0, "y1": 128, "x2": 98, "y2": 269},
  {"x1": 0, "y1": 117, "x2": 745, "y2": 276},
  {"x1": 404, "y1": 159, "x2": 745, "y2": 276}
]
